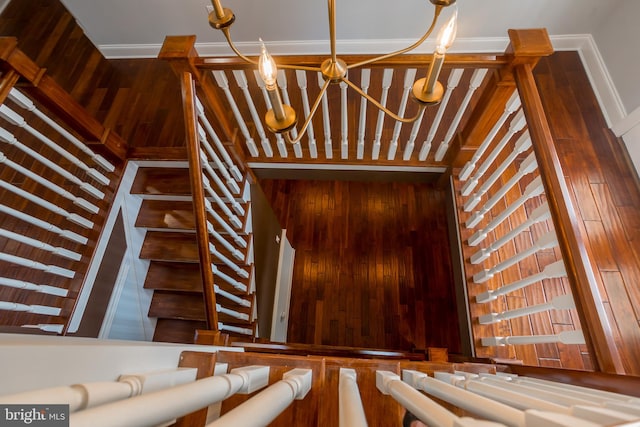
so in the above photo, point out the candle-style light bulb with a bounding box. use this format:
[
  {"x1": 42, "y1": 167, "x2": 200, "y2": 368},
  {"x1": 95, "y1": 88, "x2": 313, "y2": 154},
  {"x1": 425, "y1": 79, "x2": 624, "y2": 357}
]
[
  {"x1": 436, "y1": 9, "x2": 458, "y2": 54},
  {"x1": 258, "y1": 39, "x2": 278, "y2": 87}
]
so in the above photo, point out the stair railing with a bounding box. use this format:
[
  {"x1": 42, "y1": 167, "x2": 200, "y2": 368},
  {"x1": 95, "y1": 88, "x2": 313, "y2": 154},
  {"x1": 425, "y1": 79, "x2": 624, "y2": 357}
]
[
  {"x1": 180, "y1": 71, "x2": 254, "y2": 336},
  {"x1": 0, "y1": 37, "x2": 126, "y2": 334},
  {"x1": 450, "y1": 30, "x2": 623, "y2": 374}
]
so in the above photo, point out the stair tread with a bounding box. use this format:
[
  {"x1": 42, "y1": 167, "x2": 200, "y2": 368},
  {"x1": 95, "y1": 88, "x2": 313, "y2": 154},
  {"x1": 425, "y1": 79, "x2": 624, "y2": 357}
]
[
  {"x1": 144, "y1": 261, "x2": 203, "y2": 292},
  {"x1": 131, "y1": 167, "x2": 192, "y2": 196},
  {"x1": 153, "y1": 318, "x2": 206, "y2": 344},
  {"x1": 149, "y1": 290, "x2": 254, "y2": 324}
]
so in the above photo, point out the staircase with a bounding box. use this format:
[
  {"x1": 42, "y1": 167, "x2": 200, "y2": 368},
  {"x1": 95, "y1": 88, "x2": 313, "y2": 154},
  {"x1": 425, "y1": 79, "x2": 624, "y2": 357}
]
[{"x1": 130, "y1": 165, "x2": 257, "y2": 344}]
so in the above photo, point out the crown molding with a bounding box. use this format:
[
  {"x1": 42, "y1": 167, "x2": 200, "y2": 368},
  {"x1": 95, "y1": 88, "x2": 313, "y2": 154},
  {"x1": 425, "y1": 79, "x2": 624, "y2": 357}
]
[{"x1": 98, "y1": 34, "x2": 625, "y2": 131}]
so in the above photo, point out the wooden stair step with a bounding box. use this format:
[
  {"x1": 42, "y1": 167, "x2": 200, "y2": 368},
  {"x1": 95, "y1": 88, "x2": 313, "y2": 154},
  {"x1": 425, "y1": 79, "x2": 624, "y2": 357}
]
[
  {"x1": 143, "y1": 261, "x2": 203, "y2": 293},
  {"x1": 140, "y1": 231, "x2": 250, "y2": 266},
  {"x1": 149, "y1": 290, "x2": 254, "y2": 325},
  {"x1": 153, "y1": 318, "x2": 206, "y2": 344}
]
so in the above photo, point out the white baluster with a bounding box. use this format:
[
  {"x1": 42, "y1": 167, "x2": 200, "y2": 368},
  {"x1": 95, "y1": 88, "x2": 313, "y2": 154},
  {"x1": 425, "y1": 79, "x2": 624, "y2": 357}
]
[
  {"x1": 9, "y1": 88, "x2": 115, "y2": 173},
  {"x1": 0, "y1": 127, "x2": 104, "y2": 200},
  {"x1": 317, "y1": 72, "x2": 333, "y2": 159},
  {"x1": 357, "y1": 69, "x2": 370, "y2": 160},
  {"x1": 0, "y1": 203, "x2": 87, "y2": 245},
  {"x1": 0, "y1": 301, "x2": 61, "y2": 316},
  {"x1": 216, "y1": 303, "x2": 250, "y2": 321},
  {"x1": 278, "y1": 70, "x2": 302, "y2": 158},
  {"x1": 232, "y1": 70, "x2": 273, "y2": 158},
  {"x1": 70, "y1": 366, "x2": 270, "y2": 427},
  {"x1": 204, "y1": 199, "x2": 246, "y2": 247},
  {"x1": 482, "y1": 330, "x2": 585, "y2": 346},
  {"x1": 340, "y1": 80, "x2": 349, "y2": 159},
  {"x1": 372, "y1": 69, "x2": 394, "y2": 160},
  {"x1": 210, "y1": 261, "x2": 248, "y2": 292},
  {"x1": 195, "y1": 96, "x2": 243, "y2": 182},
  {"x1": 206, "y1": 222, "x2": 244, "y2": 259},
  {"x1": 209, "y1": 244, "x2": 249, "y2": 279},
  {"x1": 468, "y1": 178, "x2": 545, "y2": 248},
  {"x1": 435, "y1": 69, "x2": 488, "y2": 161},
  {"x1": 418, "y1": 69, "x2": 466, "y2": 162},
  {"x1": 0, "y1": 104, "x2": 109, "y2": 185},
  {"x1": 213, "y1": 70, "x2": 259, "y2": 157},
  {"x1": 473, "y1": 230, "x2": 558, "y2": 283},
  {"x1": 339, "y1": 369, "x2": 368, "y2": 427},
  {"x1": 208, "y1": 368, "x2": 312, "y2": 426},
  {"x1": 202, "y1": 175, "x2": 242, "y2": 228},
  {"x1": 403, "y1": 370, "x2": 525, "y2": 427},
  {"x1": 218, "y1": 322, "x2": 254, "y2": 336},
  {"x1": 0, "y1": 227, "x2": 81, "y2": 261},
  {"x1": 462, "y1": 110, "x2": 528, "y2": 198},
  {"x1": 465, "y1": 131, "x2": 531, "y2": 212},
  {"x1": 198, "y1": 125, "x2": 240, "y2": 194},
  {"x1": 479, "y1": 294, "x2": 575, "y2": 325},
  {"x1": 214, "y1": 285, "x2": 251, "y2": 307},
  {"x1": 403, "y1": 108, "x2": 426, "y2": 161},
  {"x1": 0, "y1": 179, "x2": 92, "y2": 229},
  {"x1": 476, "y1": 260, "x2": 567, "y2": 303},
  {"x1": 295, "y1": 70, "x2": 318, "y2": 158},
  {"x1": 459, "y1": 91, "x2": 521, "y2": 181},
  {"x1": 0, "y1": 252, "x2": 75, "y2": 278},
  {"x1": 21, "y1": 324, "x2": 64, "y2": 333},
  {"x1": 0, "y1": 277, "x2": 68, "y2": 297},
  {"x1": 388, "y1": 68, "x2": 417, "y2": 161},
  {"x1": 201, "y1": 151, "x2": 244, "y2": 216},
  {"x1": 527, "y1": 409, "x2": 627, "y2": 426},
  {"x1": 466, "y1": 152, "x2": 538, "y2": 228}
]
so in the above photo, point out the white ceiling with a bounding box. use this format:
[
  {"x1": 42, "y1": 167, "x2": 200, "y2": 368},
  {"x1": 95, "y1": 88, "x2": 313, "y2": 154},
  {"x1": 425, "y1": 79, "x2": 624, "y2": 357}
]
[{"x1": 61, "y1": 0, "x2": 619, "y2": 53}]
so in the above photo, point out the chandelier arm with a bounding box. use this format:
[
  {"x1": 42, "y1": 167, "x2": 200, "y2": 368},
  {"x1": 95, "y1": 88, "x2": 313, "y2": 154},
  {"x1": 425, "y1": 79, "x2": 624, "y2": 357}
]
[
  {"x1": 346, "y1": 5, "x2": 443, "y2": 70},
  {"x1": 343, "y1": 78, "x2": 426, "y2": 124},
  {"x1": 283, "y1": 78, "x2": 332, "y2": 145}
]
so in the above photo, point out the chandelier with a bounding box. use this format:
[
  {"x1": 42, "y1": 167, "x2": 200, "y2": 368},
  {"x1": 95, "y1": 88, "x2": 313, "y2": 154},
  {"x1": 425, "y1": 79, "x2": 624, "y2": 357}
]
[{"x1": 208, "y1": 0, "x2": 458, "y2": 145}]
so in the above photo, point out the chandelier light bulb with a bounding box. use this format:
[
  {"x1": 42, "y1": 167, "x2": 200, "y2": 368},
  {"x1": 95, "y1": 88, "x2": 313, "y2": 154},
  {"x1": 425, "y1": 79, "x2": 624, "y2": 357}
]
[
  {"x1": 258, "y1": 39, "x2": 278, "y2": 87},
  {"x1": 436, "y1": 9, "x2": 458, "y2": 54}
]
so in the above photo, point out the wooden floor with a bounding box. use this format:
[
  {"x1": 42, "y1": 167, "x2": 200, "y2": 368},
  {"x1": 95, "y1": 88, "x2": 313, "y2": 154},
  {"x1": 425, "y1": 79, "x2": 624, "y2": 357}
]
[{"x1": 261, "y1": 178, "x2": 461, "y2": 352}]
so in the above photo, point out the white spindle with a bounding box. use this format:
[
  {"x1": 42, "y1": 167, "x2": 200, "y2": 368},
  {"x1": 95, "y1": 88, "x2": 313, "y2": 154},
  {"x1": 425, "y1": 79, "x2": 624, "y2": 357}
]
[
  {"x1": 402, "y1": 108, "x2": 426, "y2": 161},
  {"x1": 468, "y1": 178, "x2": 546, "y2": 248},
  {"x1": 377, "y1": 371, "x2": 469, "y2": 427},
  {"x1": 0, "y1": 104, "x2": 109, "y2": 186},
  {"x1": 21, "y1": 323, "x2": 64, "y2": 333},
  {"x1": 201, "y1": 151, "x2": 245, "y2": 216},
  {"x1": 473, "y1": 230, "x2": 558, "y2": 283},
  {"x1": 0, "y1": 300, "x2": 61, "y2": 316},
  {"x1": 0, "y1": 277, "x2": 68, "y2": 297},
  {"x1": 216, "y1": 303, "x2": 250, "y2": 321},
  {"x1": 209, "y1": 246, "x2": 249, "y2": 279},
  {"x1": 70, "y1": 365, "x2": 270, "y2": 427},
  {"x1": 204, "y1": 199, "x2": 246, "y2": 247},
  {"x1": 214, "y1": 284, "x2": 251, "y2": 307},
  {"x1": 357, "y1": 69, "x2": 371, "y2": 160},
  {"x1": 202, "y1": 175, "x2": 242, "y2": 228},
  {"x1": 210, "y1": 261, "x2": 248, "y2": 292},
  {"x1": 208, "y1": 368, "x2": 312, "y2": 426},
  {"x1": 295, "y1": 70, "x2": 318, "y2": 158},
  {"x1": 372, "y1": 69, "x2": 394, "y2": 160},
  {"x1": 218, "y1": 322, "x2": 254, "y2": 336},
  {"x1": 459, "y1": 91, "x2": 521, "y2": 181},
  {"x1": 339, "y1": 369, "x2": 368, "y2": 427},
  {"x1": 0, "y1": 252, "x2": 75, "y2": 278},
  {"x1": 477, "y1": 260, "x2": 566, "y2": 303},
  {"x1": 340, "y1": 80, "x2": 349, "y2": 159},
  {"x1": 435, "y1": 69, "x2": 487, "y2": 161},
  {"x1": 0, "y1": 227, "x2": 81, "y2": 261},
  {"x1": 206, "y1": 222, "x2": 244, "y2": 259},
  {"x1": 278, "y1": 70, "x2": 303, "y2": 158},
  {"x1": 213, "y1": 70, "x2": 259, "y2": 157},
  {"x1": 195, "y1": 96, "x2": 243, "y2": 182},
  {"x1": 482, "y1": 330, "x2": 585, "y2": 346},
  {"x1": 0, "y1": 127, "x2": 104, "y2": 200},
  {"x1": 388, "y1": 68, "x2": 417, "y2": 161},
  {"x1": 419, "y1": 69, "x2": 465, "y2": 161},
  {"x1": 9, "y1": 88, "x2": 115, "y2": 173},
  {"x1": 462, "y1": 110, "x2": 528, "y2": 197},
  {"x1": 198, "y1": 125, "x2": 240, "y2": 194},
  {"x1": 403, "y1": 370, "x2": 525, "y2": 427},
  {"x1": 0, "y1": 179, "x2": 93, "y2": 229},
  {"x1": 465, "y1": 131, "x2": 532, "y2": 212},
  {"x1": 317, "y1": 72, "x2": 333, "y2": 159},
  {"x1": 479, "y1": 294, "x2": 575, "y2": 325},
  {"x1": 466, "y1": 152, "x2": 538, "y2": 228},
  {"x1": 0, "y1": 202, "x2": 87, "y2": 245},
  {"x1": 232, "y1": 70, "x2": 273, "y2": 158}
]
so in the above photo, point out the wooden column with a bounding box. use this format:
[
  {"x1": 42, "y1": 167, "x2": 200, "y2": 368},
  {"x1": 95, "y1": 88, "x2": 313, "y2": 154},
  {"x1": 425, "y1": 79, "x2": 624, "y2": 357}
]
[{"x1": 511, "y1": 30, "x2": 624, "y2": 374}]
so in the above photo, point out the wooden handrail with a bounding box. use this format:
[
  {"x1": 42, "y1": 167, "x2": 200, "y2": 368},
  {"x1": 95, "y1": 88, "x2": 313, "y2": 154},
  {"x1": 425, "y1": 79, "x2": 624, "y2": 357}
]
[
  {"x1": 0, "y1": 37, "x2": 127, "y2": 162},
  {"x1": 180, "y1": 71, "x2": 219, "y2": 330}
]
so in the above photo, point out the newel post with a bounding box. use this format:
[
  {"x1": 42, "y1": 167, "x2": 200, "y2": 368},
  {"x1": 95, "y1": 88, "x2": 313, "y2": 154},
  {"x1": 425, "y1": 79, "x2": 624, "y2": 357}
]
[{"x1": 509, "y1": 29, "x2": 624, "y2": 374}]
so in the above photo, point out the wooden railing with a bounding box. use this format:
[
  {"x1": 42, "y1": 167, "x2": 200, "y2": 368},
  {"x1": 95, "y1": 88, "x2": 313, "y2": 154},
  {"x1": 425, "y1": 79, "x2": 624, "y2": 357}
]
[
  {"x1": 180, "y1": 71, "x2": 255, "y2": 337},
  {"x1": 0, "y1": 37, "x2": 126, "y2": 334}
]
